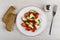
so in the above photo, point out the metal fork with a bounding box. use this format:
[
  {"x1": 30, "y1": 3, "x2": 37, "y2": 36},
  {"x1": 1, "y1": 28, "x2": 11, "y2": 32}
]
[{"x1": 49, "y1": 5, "x2": 57, "y2": 35}]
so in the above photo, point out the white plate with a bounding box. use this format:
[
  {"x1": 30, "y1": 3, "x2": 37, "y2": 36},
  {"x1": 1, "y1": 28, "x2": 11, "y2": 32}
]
[{"x1": 16, "y1": 6, "x2": 47, "y2": 36}]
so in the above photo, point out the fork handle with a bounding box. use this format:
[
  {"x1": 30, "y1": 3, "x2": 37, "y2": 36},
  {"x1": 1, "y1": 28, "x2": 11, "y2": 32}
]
[{"x1": 49, "y1": 16, "x2": 54, "y2": 35}]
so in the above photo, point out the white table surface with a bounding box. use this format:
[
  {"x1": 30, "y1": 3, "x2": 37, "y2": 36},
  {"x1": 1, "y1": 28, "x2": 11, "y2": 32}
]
[{"x1": 0, "y1": 0, "x2": 60, "y2": 40}]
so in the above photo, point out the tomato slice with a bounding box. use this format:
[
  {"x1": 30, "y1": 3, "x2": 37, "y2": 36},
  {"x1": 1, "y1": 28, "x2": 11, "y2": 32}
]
[
  {"x1": 32, "y1": 25, "x2": 36, "y2": 32},
  {"x1": 24, "y1": 12, "x2": 30, "y2": 17},
  {"x1": 26, "y1": 26, "x2": 32, "y2": 31},
  {"x1": 28, "y1": 20, "x2": 36, "y2": 24},
  {"x1": 21, "y1": 22, "x2": 27, "y2": 27},
  {"x1": 33, "y1": 13, "x2": 39, "y2": 18}
]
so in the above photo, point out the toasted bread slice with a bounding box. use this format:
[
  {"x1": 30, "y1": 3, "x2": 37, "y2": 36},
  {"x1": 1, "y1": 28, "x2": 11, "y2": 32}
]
[
  {"x1": 2, "y1": 6, "x2": 16, "y2": 32},
  {"x1": 2, "y1": 6, "x2": 15, "y2": 24},
  {"x1": 5, "y1": 13, "x2": 16, "y2": 31}
]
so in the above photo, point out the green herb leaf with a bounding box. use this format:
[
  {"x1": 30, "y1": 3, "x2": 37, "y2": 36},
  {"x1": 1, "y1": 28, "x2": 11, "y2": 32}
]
[{"x1": 31, "y1": 17, "x2": 35, "y2": 19}]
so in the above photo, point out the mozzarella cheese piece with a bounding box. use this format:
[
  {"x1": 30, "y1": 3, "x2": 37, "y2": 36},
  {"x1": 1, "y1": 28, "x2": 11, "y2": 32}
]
[
  {"x1": 29, "y1": 25, "x2": 33, "y2": 28},
  {"x1": 29, "y1": 22, "x2": 33, "y2": 28},
  {"x1": 35, "y1": 18, "x2": 40, "y2": 29},
  {"x1": 35, "y1": 25, "x2": 40, "y2": 29},
  {"x1": 35, "y1": 18, "x2": 39, "y2": 21},
  {"x1": 30, "y1": 14, "x2": 34, "y2": 18},
  {"x1": 22, "y1": 17, "x2": 26, "y2": 21}
]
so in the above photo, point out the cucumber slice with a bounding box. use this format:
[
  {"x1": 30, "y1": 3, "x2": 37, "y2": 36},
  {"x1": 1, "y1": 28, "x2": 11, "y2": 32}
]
[
  {"x1": 26, "y1": 22, "x2": 30, "y2": 25},
  {"x1": 26, "y1": 17, "x2": 30, "y2": 19},
  {"x1": 35, "y1": 19, "x2": 40, "y2": 29},
  {"x1": 26, "y1": 22, "x2": 34, "y2": 27},
  {"x1": 30, "y1": 22, "x2": 33, "y2": 26},
  {"x1": 25, "y1": 17, "x2": 30, "y2": 21},
  {"x1": 37, "y1": 20, "x2": 40, "y2": 26},
  {"x1": 28, "y1": 22, "x2": 34, "y2": 28}
]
